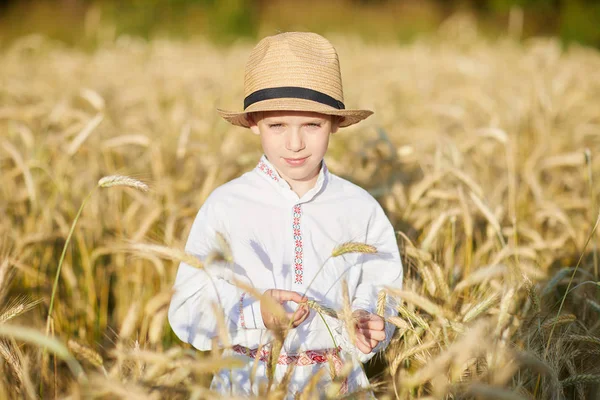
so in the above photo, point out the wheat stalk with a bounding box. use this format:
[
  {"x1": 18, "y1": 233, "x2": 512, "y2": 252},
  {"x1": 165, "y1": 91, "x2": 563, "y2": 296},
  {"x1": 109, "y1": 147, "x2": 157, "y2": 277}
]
[
  {"x1": 67, "y1": 114, "x2": 104, "y2": 155},
  {"x1": 496, "y1": 288, "x2": 515, "y2": 335},
  {"x1": 514, "y1": 351, "x2": 557, "y2": 378},
  {"x1": 565, "y1": 335, "x2": 600, "y2": 346},
  {"x1": 0, "y1": 324, "x2": 85, "y2": 381},
  {"x1": 148, "y1": 309, "x2": 168, "y2": 345},
  {"x1": 585, "y1": 298, "x2": 600, "y2": 313},
  {"x1": 561, "y1": 374, "x2": 600, "y2": 387},
  {"x1": 0, "y1": 340, "x2": 24, "y2": 384},
  {"x1": 331, "y1": 242, "x2": 377, "y2": 258},
  {"x1": 545, "y1": 209, "x2": 600, "y2": 359},
  {"x1": 127, "y1": 243, "x2": 204, "y2": 270},
  {"x1": 341, "y1": 280, "x2": 357, "y2": 349},
  {"x1": 306, "y1": 300, "x2": 339, "y2": 320},
  {"x1": 267, "y1": 337, "x2": 284, "y2": 391},
  {"x1": 215, "y1": 231, "x2": 233, "y2": 263},
  {"x1": 454, "y1": 264, "x2": 507, "y2": 292},
  {"x1": 119, "y1": 301, "x2": 141, "y2": 340},
  {"x1": 376, "y1": 290, "x2": 387, "y2": 317},
  {"x1": 67, "y1": 339, "x2": 107, "y2": 376},
  {"x1": 540, "y1": 314, "x2": 576, "y2": 330},
  {"x1": 0, "y1": 257, "x2": 12, "y2": 304},
  {"x1": 541, "y1": 267, "x2": 576, "y2": 297},
  {"x1": 46, "y1": 174, "x2": 149, "y2": 341},
  {"x1": 388, "y1": 289, "x2": 446, "y2": 320},
  {"x1": 299, "y1": 369, "x2": 327, "y2": 400},
  {"x1": 462, "y1": 293, "x2": 499, "y2": 323},
  {"x1": 468, "y1": 191, "x2": 506, "y2": 247},
  {"x1": 210, "y1": 302, "x2": 231, "y2": 348},
  {"x1": 98, "y1": 175, "x2": 149, "y2": 191},
  {"x1": 522, "y1": 275, "x2": 540, "y2": 314},
  {"x1": 387, "y1": 316, "x2": 409, "y2": 330},
  {"x1": 390, "y1": 340, "x2": 438, "y2": 376},
  {"x1": 1, "y1": 140, "x2": 37, "y2": 207},
  {"x1": 565, "y1": 358, "x2": 585, "y2": 400},
  {"x1": 0, "y1": 296, "x2": 42, "y2": 324},
  {"x1": 397, "y1": 305, "x2": 429, "y2": 330}
]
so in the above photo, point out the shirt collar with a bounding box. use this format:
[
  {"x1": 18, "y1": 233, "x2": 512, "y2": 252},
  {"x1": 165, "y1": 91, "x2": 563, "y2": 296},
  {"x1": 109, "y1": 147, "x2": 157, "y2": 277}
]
[{"x1": 254, "y1": 155, "x2": 329, "y2": 202}]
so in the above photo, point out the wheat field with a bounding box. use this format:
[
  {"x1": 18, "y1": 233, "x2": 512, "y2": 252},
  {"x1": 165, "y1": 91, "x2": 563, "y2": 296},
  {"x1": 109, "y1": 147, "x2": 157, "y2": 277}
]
[{"x1": 1, "y1": 15, "x2": 600, "y2": 399}]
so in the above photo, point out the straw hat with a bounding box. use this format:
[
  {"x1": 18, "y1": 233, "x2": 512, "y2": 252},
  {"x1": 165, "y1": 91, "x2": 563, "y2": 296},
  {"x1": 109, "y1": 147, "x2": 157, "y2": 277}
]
[{"x1": 217, "y1": 32, "x2": 373, "y2": 128}]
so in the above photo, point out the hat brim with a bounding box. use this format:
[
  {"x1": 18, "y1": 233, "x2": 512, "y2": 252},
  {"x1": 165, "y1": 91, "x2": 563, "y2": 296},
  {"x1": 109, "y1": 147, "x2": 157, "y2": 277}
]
[{"x1": 217, "y1": 98, "x2": 373, "y2": 128}]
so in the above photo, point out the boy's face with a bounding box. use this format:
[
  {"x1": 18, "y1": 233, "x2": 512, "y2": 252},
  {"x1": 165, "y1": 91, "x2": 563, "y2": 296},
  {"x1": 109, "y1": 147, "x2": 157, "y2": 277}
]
[{"x1": 248, "y1": 111, "x2": 339, "y2": 187}]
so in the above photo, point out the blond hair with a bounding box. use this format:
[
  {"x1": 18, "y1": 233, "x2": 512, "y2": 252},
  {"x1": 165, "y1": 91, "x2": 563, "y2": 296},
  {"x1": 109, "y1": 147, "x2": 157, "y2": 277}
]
[{"x1": 246, "y1": 111, "x2": 343, "y2": 128}]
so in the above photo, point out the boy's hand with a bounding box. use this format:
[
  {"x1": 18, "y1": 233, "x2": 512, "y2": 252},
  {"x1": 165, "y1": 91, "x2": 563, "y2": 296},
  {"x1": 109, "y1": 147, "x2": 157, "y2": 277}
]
[
  {"x1": 352, "y1": 309, "x2": 386, "y2": 354},
  {"x1": 260, "y1": 289, "x2": 310, "y2": 330}
]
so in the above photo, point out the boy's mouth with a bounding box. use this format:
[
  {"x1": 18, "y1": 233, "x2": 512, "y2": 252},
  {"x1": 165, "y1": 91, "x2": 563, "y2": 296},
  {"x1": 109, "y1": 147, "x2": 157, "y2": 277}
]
[{"x1": 283, "y1": 156, "x2": 309, "y2": 166}]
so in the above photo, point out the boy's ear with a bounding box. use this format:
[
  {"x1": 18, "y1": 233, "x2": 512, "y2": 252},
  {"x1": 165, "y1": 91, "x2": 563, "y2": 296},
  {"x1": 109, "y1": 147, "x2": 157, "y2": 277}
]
[{"x1": 247, "y1": 113, "x2": 261, "y2": 135}]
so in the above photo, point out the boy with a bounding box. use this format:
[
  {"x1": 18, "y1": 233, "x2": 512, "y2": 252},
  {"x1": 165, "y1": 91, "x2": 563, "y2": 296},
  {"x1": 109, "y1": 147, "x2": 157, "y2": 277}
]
[{"x1": 168, "y1": 32, "x2": 403, "y2": 397}]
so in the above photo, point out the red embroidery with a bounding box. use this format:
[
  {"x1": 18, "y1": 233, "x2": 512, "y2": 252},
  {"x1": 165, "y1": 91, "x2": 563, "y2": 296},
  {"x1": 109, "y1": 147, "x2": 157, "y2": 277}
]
[
  {"x1": 293, "y1": 204, "x2": 303, "y2": 284},
  {"x1": 257, "y1": 160, "x2": 279, "y2": 182},
  {"x1": 239, "y1": 292, "x2": 247, "y2": 329},
  {"x1": 232, "y1": 344, "x2": 348, "y2": 394}
]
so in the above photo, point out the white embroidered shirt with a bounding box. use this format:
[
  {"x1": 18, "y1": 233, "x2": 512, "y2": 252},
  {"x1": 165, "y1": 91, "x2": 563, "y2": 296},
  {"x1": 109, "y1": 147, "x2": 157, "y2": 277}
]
[{"x1": 168, "y1": 155, "x2": 403, "y2": 364}]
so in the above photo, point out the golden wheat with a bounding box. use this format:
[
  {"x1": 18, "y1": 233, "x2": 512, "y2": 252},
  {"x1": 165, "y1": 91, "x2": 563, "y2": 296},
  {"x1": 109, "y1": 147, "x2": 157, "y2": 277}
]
[
  {"x1": 540, "y1": 314, "x2": 577, "y2": 330},
  {"x1": 2, "y1": 18, "x2": 600, "y2": 399},
  {"x1": 0, "y1": 296, "x2": 42, "y2": 324},
  {"x1": 331, "y1": 242, "x2": 377, "y2": 258},
  {"x1": 376, "y1": 290, "x2": 387, "y2": 317},
  {"x1": 67, "y1": 339, "x2": 105, "y2": 376},
  {"x1": 561, "y1": 374, "x2": 600, "y2": 387},
  {"x1": 97, "y1": 175, "x2": 149, "y2": 192},
  {"x1": 306, "y1": 300, "x2": 340, "y2": 320},
  {"x1": 0, "y1": 341, "x2": 23, "y2": 384}
]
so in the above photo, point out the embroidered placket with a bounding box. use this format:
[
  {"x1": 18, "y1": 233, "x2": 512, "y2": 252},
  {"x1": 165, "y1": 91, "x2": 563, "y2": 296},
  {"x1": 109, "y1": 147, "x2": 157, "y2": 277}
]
[
  {"x1": 254, "y1": 158, "x2": 306, "y2": 285},
  {"x1": 257, "y1": 160, "x2": 279, "y2": 182},
  {"x1": 292, "y1": 204, "x2": 304, "y2": 284}
]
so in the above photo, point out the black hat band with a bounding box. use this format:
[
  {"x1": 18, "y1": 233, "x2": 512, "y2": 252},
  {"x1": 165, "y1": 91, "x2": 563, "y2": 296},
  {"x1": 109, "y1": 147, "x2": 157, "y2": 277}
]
[{"x1": 244, "y1": 87, "x2": 345, "y2": 110}]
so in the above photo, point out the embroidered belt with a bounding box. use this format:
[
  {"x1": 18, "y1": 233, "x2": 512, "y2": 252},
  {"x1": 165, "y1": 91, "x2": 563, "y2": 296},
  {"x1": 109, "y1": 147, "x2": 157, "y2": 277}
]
[{"x1": 231, "y1": 344, "x2": 348, "y2": 394}]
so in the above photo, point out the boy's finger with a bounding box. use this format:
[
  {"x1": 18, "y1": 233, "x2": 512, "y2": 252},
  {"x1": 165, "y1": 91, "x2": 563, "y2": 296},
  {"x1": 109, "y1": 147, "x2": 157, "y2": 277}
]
[
  {"x1": 291, "y1": 317, "x2": 303, "y2": 328},
  {"x1": 288, "y1": 307, "x2": 308, "y2": 325},
  {"x1": 355, "y1": 335, "x2": 372, "y2": 354},
  {"x1": 287, "y1": 308, "x2": 301, "y2": 319},
  {"x1": 289, "y1": 291, "x2": 308, "y2": 304},
  {"x1": 357, "y1": 316, "x2": 385, "y2": 331},
  {"x1": 286, "y1": 312, "x2": 296, "y2": 323},
  {"x1": 357, "y1": 330, "x2": 380, "y2": 348},
  {"x1": 291, "y1": 307, "x2": 307, "y2": 321},
  {"x1": 274, "y1": 290, "x2": 307, "y2": 304},
  {"x1": 357, "y1": 328, "x2": 386, "y2": 342},
  {"x1": 297, "y1": 307, "x2": 310, "y2": 323}
]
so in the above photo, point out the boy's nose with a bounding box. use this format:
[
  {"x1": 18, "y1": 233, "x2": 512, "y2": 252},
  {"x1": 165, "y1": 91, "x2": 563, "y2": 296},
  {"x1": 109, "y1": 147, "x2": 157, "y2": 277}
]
[{"x1": 286, "y1": 129, "x2": 305, "y2": 152}]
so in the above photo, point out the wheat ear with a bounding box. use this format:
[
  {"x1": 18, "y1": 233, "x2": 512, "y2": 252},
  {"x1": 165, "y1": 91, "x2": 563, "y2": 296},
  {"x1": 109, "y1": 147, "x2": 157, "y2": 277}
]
[
  {"x1": 67, "y1": 339, "x2": 107, "y2": 376},
  {"x1": 331, "y1": 242, "x2": 377, "y2": 257},
  {"x1": 376, "y1": 290, "x2": 387, "y2": 317},
  {"x1": 98, "y1": 175, "x2": 149, "y2": 191}
]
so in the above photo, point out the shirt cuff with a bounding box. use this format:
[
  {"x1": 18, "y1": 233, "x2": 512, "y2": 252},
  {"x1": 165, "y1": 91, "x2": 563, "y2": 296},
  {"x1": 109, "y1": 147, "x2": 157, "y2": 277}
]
[{"x1": 238, "y1": 290, "x2": 267, "y2": 330}]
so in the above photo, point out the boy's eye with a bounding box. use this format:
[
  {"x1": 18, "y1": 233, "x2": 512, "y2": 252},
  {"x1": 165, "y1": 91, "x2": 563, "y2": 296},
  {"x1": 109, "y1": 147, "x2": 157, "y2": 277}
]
[
  {"x1": 268, "y1": 124, "x2": 283, "y2": 128},
  {"x1": 307, "y1": 123, "x2": 321, "y2": 127}
]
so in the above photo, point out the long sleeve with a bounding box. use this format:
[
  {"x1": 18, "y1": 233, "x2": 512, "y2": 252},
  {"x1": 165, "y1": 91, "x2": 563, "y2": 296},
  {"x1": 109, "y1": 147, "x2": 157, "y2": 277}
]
[
  {"x1": 168, "y1": 195, "x2": 266, "y2": 351},
  {"x1": 335, "y1": 202, "x2": 403, "y2": 363}
]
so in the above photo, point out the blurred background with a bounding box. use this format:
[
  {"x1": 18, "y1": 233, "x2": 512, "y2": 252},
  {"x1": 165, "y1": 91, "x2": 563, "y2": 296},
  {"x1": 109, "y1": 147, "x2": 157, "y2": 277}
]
[{"x1": 1, "y1": 0, "x2": 599, "y2": 47}]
